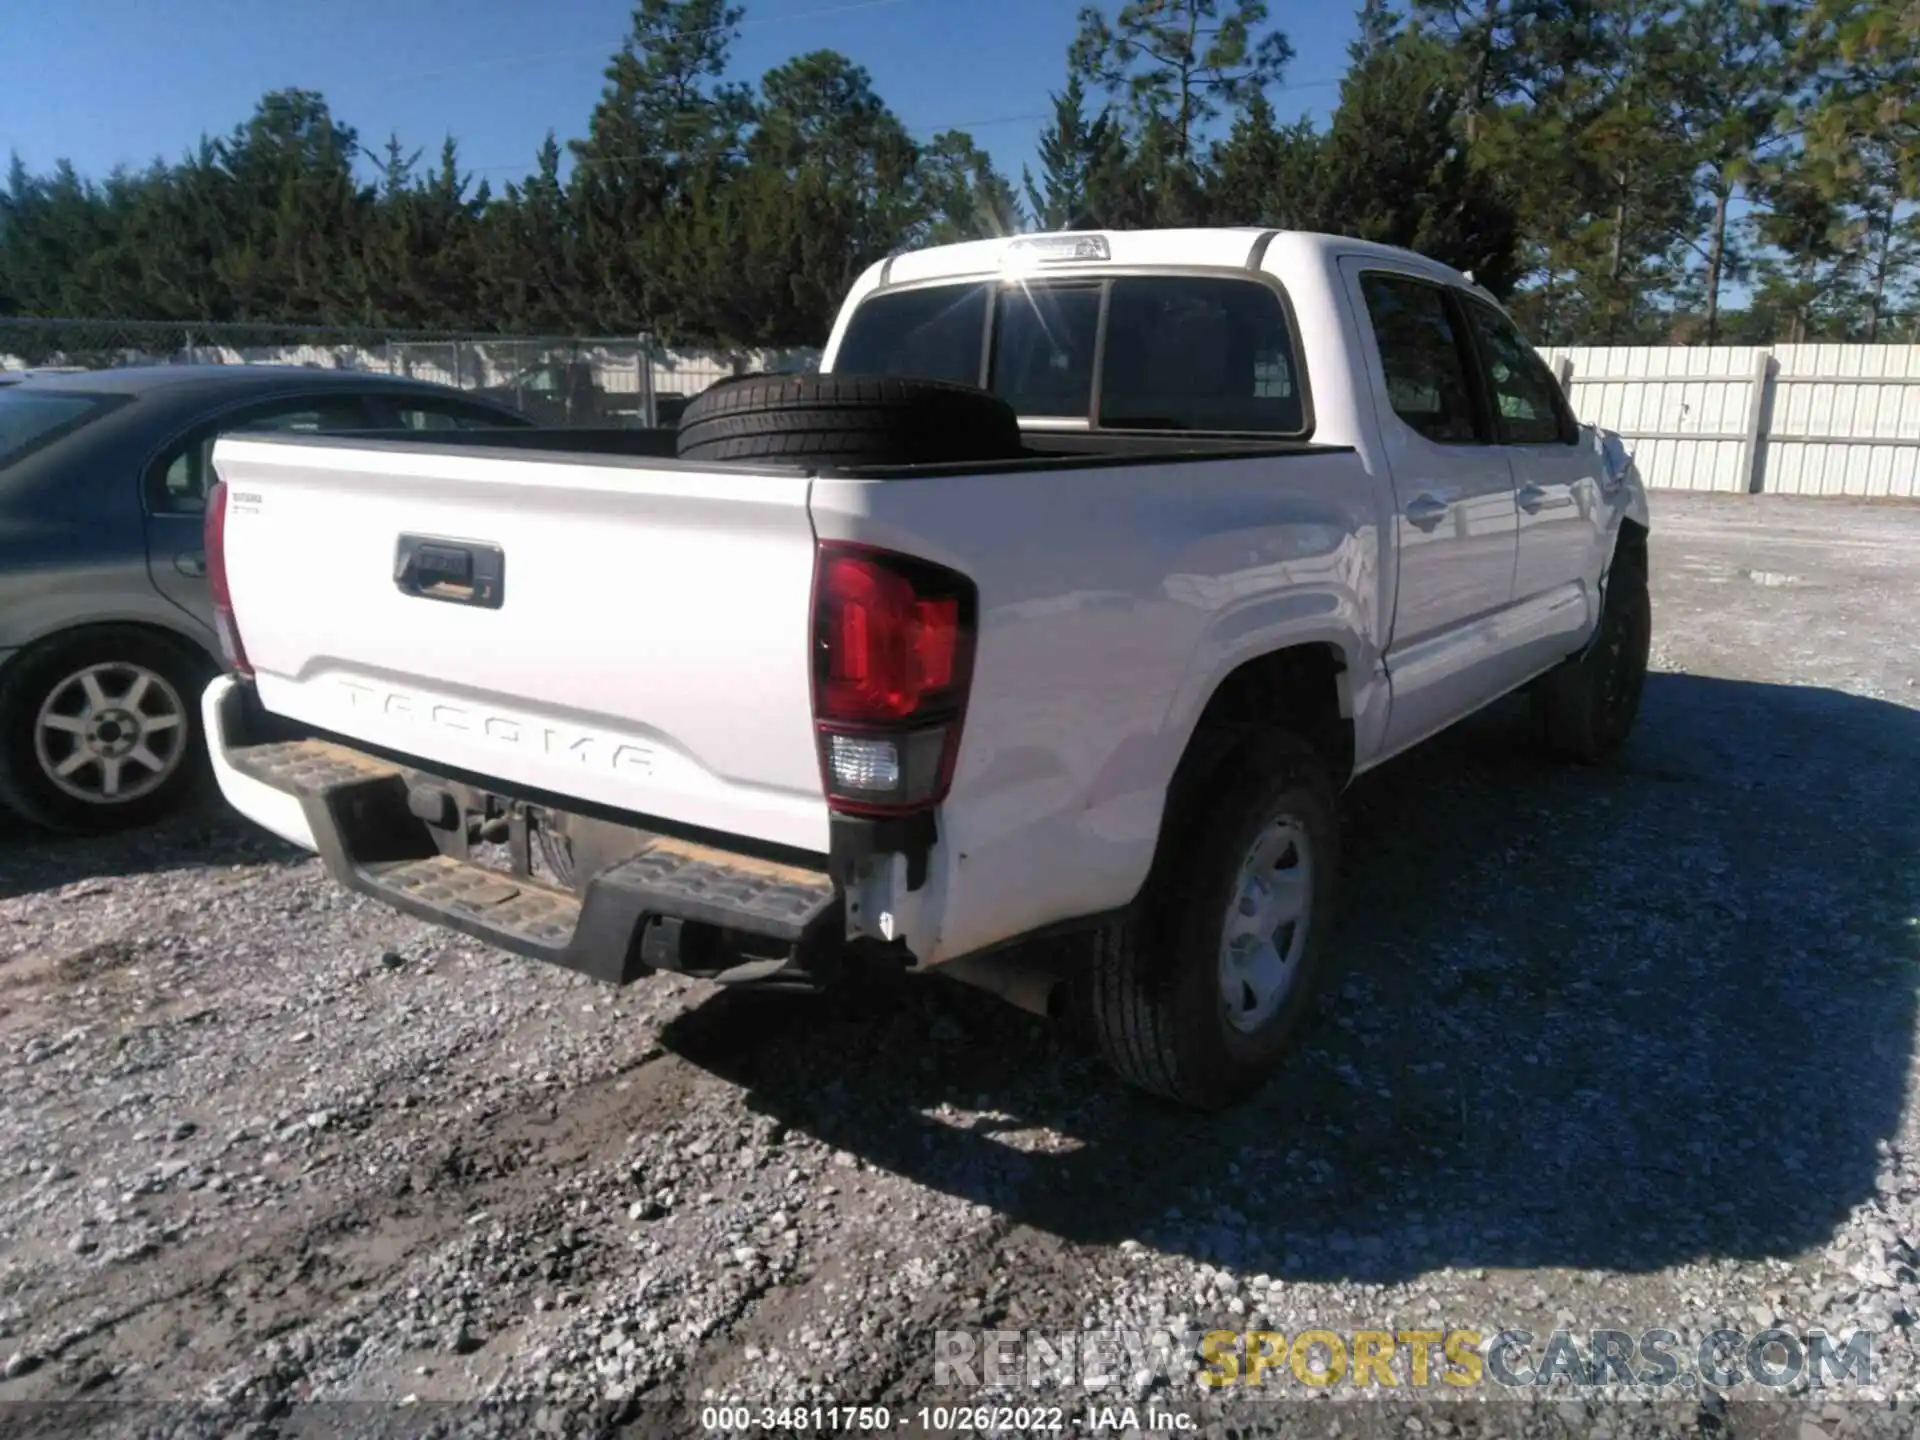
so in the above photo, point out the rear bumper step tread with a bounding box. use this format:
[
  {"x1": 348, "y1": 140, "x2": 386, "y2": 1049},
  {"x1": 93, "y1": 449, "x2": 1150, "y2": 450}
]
[
  {"x1": 222, "y1": 736, "x2": 840, "y2": 986},
  {"x1": 369, "y1": 855, "x2": 580, "y2": 949},
  {"x1": 610, "y1": 837, "x2": 841, "y2": 934},
  {"x1": 227, "y1": 739, "x2": 402, "y2": 793}
]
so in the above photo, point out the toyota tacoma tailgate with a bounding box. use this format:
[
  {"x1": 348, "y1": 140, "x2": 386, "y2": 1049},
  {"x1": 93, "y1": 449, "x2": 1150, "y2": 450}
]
[{"x1": 207, "y1": 434, "x2": 830, "y2": 853}]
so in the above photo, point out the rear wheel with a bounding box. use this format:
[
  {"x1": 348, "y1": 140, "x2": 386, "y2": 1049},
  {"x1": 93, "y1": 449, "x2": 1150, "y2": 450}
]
[
  {"x1": 1088, "y1": 733, "x2": 1340, "y2": 1111},
  {"x1": 0, "y1": 627, "x2": 215, "y2": 833},
  {"x1": 1535, "y1": 536, "x2": 1651, "y2": 763}
]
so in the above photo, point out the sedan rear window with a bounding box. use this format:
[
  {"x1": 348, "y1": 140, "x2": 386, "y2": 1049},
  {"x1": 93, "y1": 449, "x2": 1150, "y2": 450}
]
[{"x1": 0, "y1": 390, "x2": 113, "y2": 468}]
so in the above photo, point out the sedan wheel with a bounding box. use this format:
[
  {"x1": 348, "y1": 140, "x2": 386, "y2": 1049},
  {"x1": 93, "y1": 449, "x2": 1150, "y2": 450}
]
[
  {"x1": 34, "y1": 661, "x2": 189, "y2": 805},
  {"x1": 0, "y1": 627, "x2": 213, "y2": 833}
]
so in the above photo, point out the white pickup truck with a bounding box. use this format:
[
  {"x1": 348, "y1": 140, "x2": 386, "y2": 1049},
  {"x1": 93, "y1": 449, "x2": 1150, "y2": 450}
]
[{"x1": 200, "y1": 228, "x2": 1650, "y2": 1110}]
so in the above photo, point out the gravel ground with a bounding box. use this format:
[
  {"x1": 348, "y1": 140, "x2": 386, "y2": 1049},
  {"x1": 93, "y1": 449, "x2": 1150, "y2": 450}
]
[{"x1": 1, "y1": 493, "x2": 1917, "y2": 1439}]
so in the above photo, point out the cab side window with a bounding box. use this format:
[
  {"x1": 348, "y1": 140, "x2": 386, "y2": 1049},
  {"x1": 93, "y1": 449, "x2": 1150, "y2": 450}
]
[
  {"x1": 1358, "y1": 272, "x2": 1486, "y2": 445},
  {"x1": 147, "y1": 397, "x2": 372, "y2": 515}
]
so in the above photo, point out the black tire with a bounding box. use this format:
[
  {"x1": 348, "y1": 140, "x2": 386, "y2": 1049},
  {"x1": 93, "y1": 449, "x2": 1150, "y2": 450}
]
[
  {"x1": 1534, "y1": 535, "x2": 1652, "y2": 764},
  {"x1": 1088, "y1": 732, "x2": 1341, "y2": 1111},
  {"x1": 0, "y1": 626, "x2": 216, "y2": 834},
  {"x1": 675, "y1": 374, "x2": 1026, "y2": 467}
]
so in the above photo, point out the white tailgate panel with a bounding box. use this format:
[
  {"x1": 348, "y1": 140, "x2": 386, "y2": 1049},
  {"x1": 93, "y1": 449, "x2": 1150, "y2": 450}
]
[{"x1": 213, "y1": 439, "x2": 830, "y2": 854}]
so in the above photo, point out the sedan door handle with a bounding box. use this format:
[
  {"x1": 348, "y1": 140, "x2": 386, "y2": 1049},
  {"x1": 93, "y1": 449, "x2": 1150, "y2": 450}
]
[
  {"x1": 1516, "y1": 483, "x2": 1549, "y2": 514},
  {"x1": 174, "y1": 551, "x2": 207, "y2": 578},
  {"x1": 1405, "y1": 494, "x2": 1450, "y2": 531}
]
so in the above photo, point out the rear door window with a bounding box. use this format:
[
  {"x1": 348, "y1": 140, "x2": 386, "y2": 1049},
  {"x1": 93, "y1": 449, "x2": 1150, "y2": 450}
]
[
  {"x1": 1460, "y1": 299, "x2": 1576, "y2": 445},
  {"x1": 148, "y1": 396, "x2": 377, "y2": 515}
]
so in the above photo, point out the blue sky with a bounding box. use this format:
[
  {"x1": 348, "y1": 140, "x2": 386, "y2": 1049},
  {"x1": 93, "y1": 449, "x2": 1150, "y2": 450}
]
[{"x1": 2, "y1": 0, "x2": 1359, "y2": 197}]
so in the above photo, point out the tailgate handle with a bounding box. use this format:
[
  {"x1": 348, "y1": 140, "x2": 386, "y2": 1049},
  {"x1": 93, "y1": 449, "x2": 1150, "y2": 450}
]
[{"x1": 394, "y1": 535, "x2": 505, "y2": 609}]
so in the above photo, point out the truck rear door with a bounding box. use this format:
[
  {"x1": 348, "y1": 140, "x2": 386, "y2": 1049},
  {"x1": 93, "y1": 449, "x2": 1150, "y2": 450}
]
[{"x1": 1339, "y1": 259, "x2": 1522, "y2": 754}]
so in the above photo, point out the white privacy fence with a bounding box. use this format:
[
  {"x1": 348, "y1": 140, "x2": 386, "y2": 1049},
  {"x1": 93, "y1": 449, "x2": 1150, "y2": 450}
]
[{"x1": 1540, "y1": 344, "x2": 1920, "y2": 499}]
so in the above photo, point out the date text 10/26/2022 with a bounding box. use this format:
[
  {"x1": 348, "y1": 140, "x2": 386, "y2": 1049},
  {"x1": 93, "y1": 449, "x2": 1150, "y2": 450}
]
[{"x1": 697, "y1": 1404, "x2": 1192, "y2": 1433}]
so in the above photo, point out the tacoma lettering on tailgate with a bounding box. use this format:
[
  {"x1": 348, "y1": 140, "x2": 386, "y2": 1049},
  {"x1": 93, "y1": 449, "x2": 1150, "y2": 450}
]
[{"x1": 336, "y1": 679, "x2": 655, "y2": 777}]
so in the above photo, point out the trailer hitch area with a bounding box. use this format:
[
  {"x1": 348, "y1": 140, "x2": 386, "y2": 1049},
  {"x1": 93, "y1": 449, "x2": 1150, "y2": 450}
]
[{"x1": 403, "y1": 780, "x2": 541, "y2": 876}]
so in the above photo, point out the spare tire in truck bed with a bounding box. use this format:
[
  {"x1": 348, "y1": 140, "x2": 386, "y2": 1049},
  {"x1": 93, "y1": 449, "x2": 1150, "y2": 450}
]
[{"x1": 674, "y1": 374, "x2": 1026, "y2": 467}]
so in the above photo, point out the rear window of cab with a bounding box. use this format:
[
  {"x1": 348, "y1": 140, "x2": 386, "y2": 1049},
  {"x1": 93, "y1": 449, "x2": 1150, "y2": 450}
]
[{"x1": 832, "y1": 275, "x2": 1306, "y2": 436}]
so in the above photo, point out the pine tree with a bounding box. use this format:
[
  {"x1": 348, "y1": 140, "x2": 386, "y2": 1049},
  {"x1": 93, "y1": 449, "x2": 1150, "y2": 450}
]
[
  {"x1": 1646, "y1": 0, "x2": 1798, "y2": 342},
  {"x1": 1022, "y1": 75, "x2": 1119, "y2": 229},
  {"x1": 476, "y1": 134, "x2": 580, "y2": 334},
  {"x1": 1206, "y1": 92, "x2": 1321, "y2": 228},
  {"x1": 568, "y1": 0, "x2": 754, "y2": 332},
  {"x1": 740, "y1": 51, "x2": 921, "y2": 341},
  {"x1": 1794, "y1": 0, "x2": 1919, "y2": 196},
  {"x1": 0, "y1": 1, "x2": 1906, "y2": 348},
  {"x1": 1070, "y1": 0, "x2": 1292, "y2": 174},
  {"x1": 1747, "y1": 173, "x2": 1854, "y2": 342},
  {"x1": 1407, "y1": 0, "x2": 1588, "y2": 143},
  {"x1": 918, "y1": 131, "x2": 1023, "y2": 244},
  {"x1": 1781, "y1": 0, "x2": 1920, "y2": 338},
  {"x1": 211, "y1": 90, "x2": 371, "y2": 324},
  {"x1": 1320, "y1": 31, "x2": 1522, "y2": 291},
  {"x1": 1351, "y1": 0, "x2": 1400, "y2": 63}
]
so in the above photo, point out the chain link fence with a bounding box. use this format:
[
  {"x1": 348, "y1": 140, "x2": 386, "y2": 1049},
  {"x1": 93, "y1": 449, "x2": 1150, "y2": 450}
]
[{"x1": 0, "y1": 319, "x2": 822, "y2": 428}]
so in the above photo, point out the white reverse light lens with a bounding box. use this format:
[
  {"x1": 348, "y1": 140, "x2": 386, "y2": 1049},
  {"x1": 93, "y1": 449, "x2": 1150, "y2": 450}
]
[{"x1": 829, "y1": 734, "x2": 900, "y2": 793}]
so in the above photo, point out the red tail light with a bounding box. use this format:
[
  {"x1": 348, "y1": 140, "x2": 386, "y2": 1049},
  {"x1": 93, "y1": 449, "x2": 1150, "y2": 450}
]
[
  {"x1": 811, "y1": 542, "x2": 977, "y2": 816},
  {"x1": 203, "y1": 479, "x2": 253, "y2": 678}
]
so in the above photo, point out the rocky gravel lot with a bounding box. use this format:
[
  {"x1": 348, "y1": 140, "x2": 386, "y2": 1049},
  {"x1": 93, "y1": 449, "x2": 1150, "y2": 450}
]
[{"x1": 1, "y1": 494, "x2": 1917, "y2": 1439}]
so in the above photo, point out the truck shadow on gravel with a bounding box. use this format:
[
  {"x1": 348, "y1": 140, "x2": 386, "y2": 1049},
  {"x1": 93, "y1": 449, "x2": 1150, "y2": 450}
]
[
  {"x1": 659, "y1": 672, "x2": 1920, "y2": 1285},
  {"x1": 0, "y1": 791, "x2": 307, "y2": 903}
]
